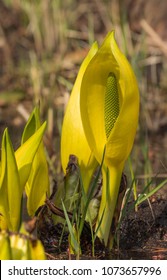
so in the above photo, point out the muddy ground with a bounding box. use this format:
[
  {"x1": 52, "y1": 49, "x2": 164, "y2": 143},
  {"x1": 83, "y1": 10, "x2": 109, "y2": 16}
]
[{"x1": 39, "y1": 187, "x2": 167, "y2": 260}]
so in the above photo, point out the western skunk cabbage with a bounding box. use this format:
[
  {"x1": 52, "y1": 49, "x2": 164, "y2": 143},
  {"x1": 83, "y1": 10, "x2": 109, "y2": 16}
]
[{"x1": 80, "y1": 31, "x2": 139, "y2": 246}]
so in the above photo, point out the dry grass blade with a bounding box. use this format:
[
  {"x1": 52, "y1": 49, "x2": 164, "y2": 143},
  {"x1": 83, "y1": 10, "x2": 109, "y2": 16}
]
[{"x1": 140, "y1": 19, "x2": 167, "y2": 56}]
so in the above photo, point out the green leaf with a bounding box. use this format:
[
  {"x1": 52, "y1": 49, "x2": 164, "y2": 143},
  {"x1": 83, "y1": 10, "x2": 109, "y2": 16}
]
[
  {"x1": 21, "y1": 106, "x2": 41, "y2": 144},
  {"x1": 61, "y1": 200, "x2": 80, "y2": 255},
  {"x1": 79, "y1": 147, "x2": 105, "y2": 236},
  {"x1": 0, "y1": 129, "x2": 21, "y2": 231},
  {"x1": 136, "y1": 178, "x2": 167, "y2": 205},
  {"x1": 21, "y1": 107, "x2": 49, "y2": 216},
  {"x1": 15, "y1": 121, "x2": 47, "y2": 190}
]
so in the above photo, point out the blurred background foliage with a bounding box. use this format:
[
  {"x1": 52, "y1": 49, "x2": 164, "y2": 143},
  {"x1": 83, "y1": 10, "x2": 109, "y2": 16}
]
[{"x1": 0, "y1": 0, "x2": 167, "y2": 191}]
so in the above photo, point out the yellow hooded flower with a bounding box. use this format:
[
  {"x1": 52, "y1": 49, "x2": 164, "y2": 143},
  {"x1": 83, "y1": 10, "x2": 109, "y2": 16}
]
[
  {"x1": 61, "y1": 43, "x2": 98, "y2": 193},
  {"x1": 80, "y1": 31, "x2": 139, "y2": 246}
]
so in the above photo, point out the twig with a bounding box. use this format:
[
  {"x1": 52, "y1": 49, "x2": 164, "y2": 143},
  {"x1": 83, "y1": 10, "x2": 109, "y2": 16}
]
[{"x1": 45, "y1": 198, "x2": 73, "y2": 220}]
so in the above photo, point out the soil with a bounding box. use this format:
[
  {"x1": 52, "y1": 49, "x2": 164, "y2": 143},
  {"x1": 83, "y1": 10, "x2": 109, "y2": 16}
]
[
  {"x1": 117, "y1": 193, "x2": 167, "y2": 260},
  {"x1": 36, "y1": 186, "x2": 167, "y2": 260}
]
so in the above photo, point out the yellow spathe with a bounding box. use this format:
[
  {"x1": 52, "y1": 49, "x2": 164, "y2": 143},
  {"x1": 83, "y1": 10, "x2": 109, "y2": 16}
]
[
  {"x1": 80, "y1": 31, "x2": 139, "y2": 246},
  {"x1": 61, "y1": 43, "x2": 99, "y2": 193}
]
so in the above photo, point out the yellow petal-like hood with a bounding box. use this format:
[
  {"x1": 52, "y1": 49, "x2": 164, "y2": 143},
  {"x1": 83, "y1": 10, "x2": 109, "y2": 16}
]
[
  {"x1": 80, "y1": 31, "x2": 139, "y2": 246},
  {"x1": 61, "y1": 42, "x2": 99, "y2": 192},
  {"x1": 80, "y1": 31, "x2": 139, "y2": 167}
]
